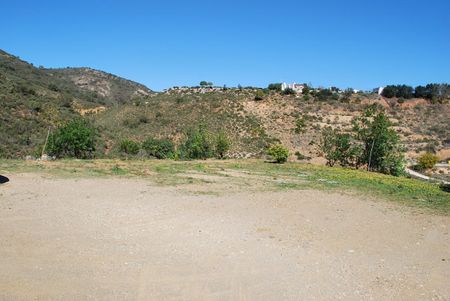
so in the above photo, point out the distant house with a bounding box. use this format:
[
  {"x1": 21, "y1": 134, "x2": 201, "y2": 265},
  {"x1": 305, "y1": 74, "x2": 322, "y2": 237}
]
[
  {"x1": 373, "y1": 87, "x2": 385, "y2": 95},
  {"x1": 281, "y1": 82, "x2": 304, "y2": 94}
]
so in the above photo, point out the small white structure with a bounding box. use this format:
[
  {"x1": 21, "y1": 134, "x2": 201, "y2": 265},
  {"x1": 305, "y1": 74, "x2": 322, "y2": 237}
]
[
  {"x1": 373, "y1": 87, "x2": 385, "y2": 95},
  {"x1": 281, "y1": 82, "x2": 304, "y2": 94}
]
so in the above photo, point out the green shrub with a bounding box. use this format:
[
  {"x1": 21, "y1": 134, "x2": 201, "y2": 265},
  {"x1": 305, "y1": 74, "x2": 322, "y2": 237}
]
[
  {"x1": 180, "y1": 124, "x2": 214, "y2": 160},
  {"x1": 119, "y1": 139, "x2": 140, "y2": 155},
  {"x1": 282, "y1": 88, "x2": 296, "y2": 95},
  {"x1": 417, "y1": 152, "x2": 439, "y2": 170},
  {"x1": 254, "y1": 90, "x2": 265, "y2": 101},
  {"x1": 294, "y1": 116, "x2": 308, "y2": 133},
  {"x1": 215, "y1": 131, "x2": 230, "y2": 159},
  {"x1": 142, "y1": 138, "x2": 174, "y2": 159},
  {"x1": 46, "y1": 119, "x2": 97, "y2": 159},
  {"x1": 267, "y1": 144, "x2": 289, "y2": 163}
]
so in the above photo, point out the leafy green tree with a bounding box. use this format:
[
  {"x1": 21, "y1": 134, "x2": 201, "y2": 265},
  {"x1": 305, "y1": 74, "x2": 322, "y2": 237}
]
[
  {"x1": 215, "y1": 131, "x2": 231, "y2": 159},
  {"x1": 382, "y1": 85, "x2": 414, "y2": 99},
  {"x1": 352, "y1": 107, "x2": 405, "y2": 176},
  {"x1": 142, "y1": 138, "x2": 175, "y2": 159},
  {"x1": 415, "y1": 83, "x2": 450, "y2": 103},
  {"x1": 267, "y1": 83, "x2": 282, "y2": 91},
  {"x1": 46, "y1": 119, "x2": 97, "y2": 159},
  {"x1": 119, "y1": 139, "x2": 140, "y2": 155},
  {"x1": 318, "y1": 127, "x2": 361, "y2": 167},
  {"x1": 180, "y1": 123, "x2": 214, "y2": 160},
  {"x1": 267, "y1": 144, "x2": 289, "y2": 163},
  {"x1": 199, "y1": 81, "x2": 208, "y2": 87}
]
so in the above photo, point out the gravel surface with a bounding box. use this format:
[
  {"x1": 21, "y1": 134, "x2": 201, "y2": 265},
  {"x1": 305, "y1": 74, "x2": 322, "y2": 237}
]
[{"x1": 1, "y1": 174, "x2": 449, "y2": 300}]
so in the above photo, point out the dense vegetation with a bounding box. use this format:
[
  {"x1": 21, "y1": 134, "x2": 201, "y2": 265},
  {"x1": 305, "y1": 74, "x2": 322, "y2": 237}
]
[
  {"x1": 46, "y1": 119, "x2": 97, "y2": 159},
  {"x1": 382, "y1": 84, "x2": 450, "y2": 103},
  {"x1": 319, "y1": 107, "x2": 405, "y2": 176}
]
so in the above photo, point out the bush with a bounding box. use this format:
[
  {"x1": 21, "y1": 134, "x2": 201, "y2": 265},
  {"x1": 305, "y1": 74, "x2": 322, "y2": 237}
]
[
  {"x1": 215, "y1": 131, "x2": 230, "y2": 159},
  {"x1": 294, "y1": 116, "x2": 307, "y2": 133},
  {"x1": 180, "y1": 124, "x2": 214, "y2": 160},
  {"x1": 46, "y1": 119, "x2": 97, "y2": 159},
  {"x1": 282, "y1": 88, "x2": 296, "y2": 95},
  {"x1": 417, "y1": 152, "x2": 439, "y2": 170},
  {"x1": 267, "y1": 144, "x2": 289, "y2": 163},
  {"x1": 254, "y1": 90, "x2": 265, "y2": 101},
  {"x1": 315, "y1": 89, "x2": 334, "y2": 101},
  {"x1": 119, "y1": 139, "x2": 140, "y2": 155},
  {"x1": 142, "y1": 138, "x2": 174, "y2": 159}
]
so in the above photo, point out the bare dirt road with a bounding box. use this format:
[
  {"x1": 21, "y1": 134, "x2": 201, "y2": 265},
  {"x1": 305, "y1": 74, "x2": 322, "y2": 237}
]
[{"x1": 1, "y1": 174, "x2": 449, "y2": 300}]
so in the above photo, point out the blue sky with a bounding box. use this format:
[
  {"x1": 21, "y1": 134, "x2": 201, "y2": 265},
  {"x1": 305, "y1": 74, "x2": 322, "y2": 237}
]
[{"x1": 1, "y1": 0, "x2": 449, "y2": 91}]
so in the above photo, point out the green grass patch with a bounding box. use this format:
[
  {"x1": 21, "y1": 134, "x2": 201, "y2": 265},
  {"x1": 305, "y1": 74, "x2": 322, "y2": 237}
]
[{"x1": 1, "y1": 159, "x2": 448, "y2": 214}]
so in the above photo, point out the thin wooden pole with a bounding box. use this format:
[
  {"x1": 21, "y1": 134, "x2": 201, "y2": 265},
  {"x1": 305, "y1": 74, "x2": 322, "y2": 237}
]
[{"x1": 41, "y1": 127, "x2": 50, "y2": 158}]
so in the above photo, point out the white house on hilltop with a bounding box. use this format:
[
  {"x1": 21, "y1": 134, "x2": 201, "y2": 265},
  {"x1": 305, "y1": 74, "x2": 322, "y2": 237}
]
[{"x1": 281, "y1": 82, "x2": 304, "y2": 94}]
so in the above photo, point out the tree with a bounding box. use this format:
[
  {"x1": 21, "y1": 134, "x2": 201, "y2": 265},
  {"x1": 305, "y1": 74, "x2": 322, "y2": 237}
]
[
  {"x1": 417, "y1": 152, "x2": 439, "y2": 171},
  {"x1": 180, "y1": 123, "x2": 214, "y2": 160},
  {"x1": 142, "y1": 138, "x2": 175, "y2": 159},
  {"x1": 318, "y1": 127, "x2": 361, "y2": 167},
  {"x1": 215, "y1": 131, "x2": 230, "y2": 159},
  {"x1": 46, "y1": 119, "x2": 97, "y2": 159},
  {"x1": 381, "y1": 85, "x2": 397, "y2": 98},
  {"x1": 415, "y1": 83, "x2": 450, "y2": 103},
  {"x1": 267, "y1": 83, "x2": 282, "y2": 91},
  {"x1": 199, "y1": 81, "x2": 208, "y2": 87},
  {"x1": 267, "y1": 144, "x2": 289, "y2": 163},
  {"x1": 352, "y1": 107, "x2": 405, "y2": 176},
  {"x1": 382, "y1": 85, "x2": 414, "y2": 99}
]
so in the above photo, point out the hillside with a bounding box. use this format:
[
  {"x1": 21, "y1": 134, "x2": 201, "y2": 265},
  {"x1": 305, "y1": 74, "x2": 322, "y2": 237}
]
[
  {"x1": 92, "y1": 89, "x2": 450, "y2": 163},
  {"x1": 44, "y1": 67, "x2": 153, "y2": 105},
  {"x1": 0, "y1": 49, "x2": 153, "y2": 157},
  {"x1": 1, "y1": 49, "x2": 449, "y2": 166}
]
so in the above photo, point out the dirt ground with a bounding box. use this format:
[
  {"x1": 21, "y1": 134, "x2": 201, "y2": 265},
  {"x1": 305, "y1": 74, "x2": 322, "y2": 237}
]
[{"x1": 1, "y1": 174, "x2": 449, "y2": 300}]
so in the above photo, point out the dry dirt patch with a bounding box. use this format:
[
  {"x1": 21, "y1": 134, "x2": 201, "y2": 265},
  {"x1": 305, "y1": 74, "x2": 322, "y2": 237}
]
[{"x1": 0, "y1": 174, "x2": 449, "y2": 300}]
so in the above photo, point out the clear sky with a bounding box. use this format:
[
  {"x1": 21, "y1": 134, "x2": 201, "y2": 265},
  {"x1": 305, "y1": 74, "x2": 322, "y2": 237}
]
[{"x1": 1, "y1": 0, "x2": 449, "y2": 91}]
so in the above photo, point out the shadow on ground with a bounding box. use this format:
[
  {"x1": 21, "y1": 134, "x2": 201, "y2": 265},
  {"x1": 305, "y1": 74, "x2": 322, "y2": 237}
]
[{"x1": 0, "y1": 175, "x2": 9, "y2": 184}]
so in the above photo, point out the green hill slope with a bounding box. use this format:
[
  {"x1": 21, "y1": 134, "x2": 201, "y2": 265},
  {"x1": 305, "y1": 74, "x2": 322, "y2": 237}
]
[{"x1": 0, "y1": 49, "x2": 152, "y2": 157}]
